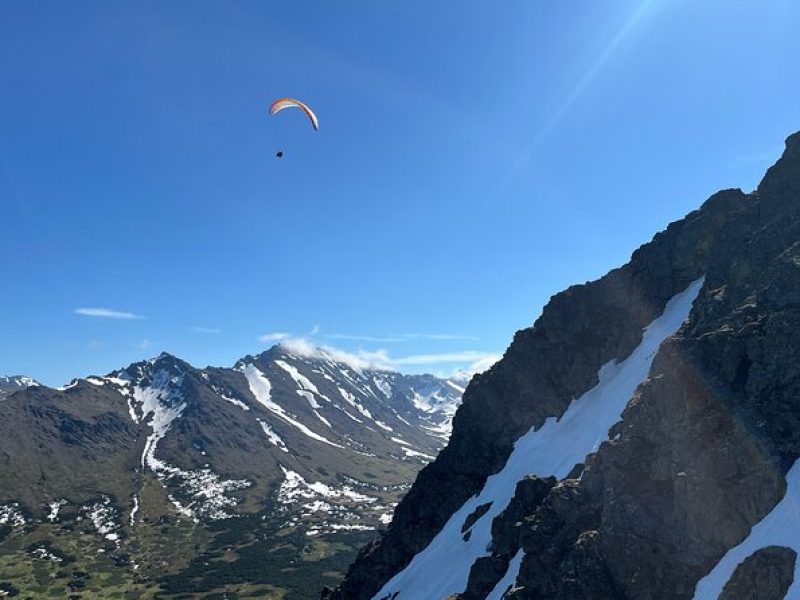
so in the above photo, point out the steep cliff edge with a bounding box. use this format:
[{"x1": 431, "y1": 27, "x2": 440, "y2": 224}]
[{"x1": 326, "y1": 131, "x2": 800, "y2": 599}]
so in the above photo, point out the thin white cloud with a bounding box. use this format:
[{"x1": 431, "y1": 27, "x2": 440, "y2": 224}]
[
  {"x1": 278, "y1": 337, "x2": 393, "y2": 371},
  {"x1": 450, "y1": 354, "x2": 502, "y2": 383},
  {"x1": 259, "y1": 332, "x2": 292, "y2": 343},
  {"x1": 75, "y1": 307, "x2": 144, "y2": 320},
  {"x1": 275, "y1": 337, "x2": 499, "y2": 376},
  {"x1": 327, "y1": 334, "x2": 408, "y2": 343},
  {"x1": 467, "y1": 354, "x2": 502, "y2": 374},
  {"x1": 327, "y1": 333, "x2": 478, "y2": 343},
  {"x1": 190, "y1": 326, "x2": 222, "y2": 334},
  {"x1": 137, "y1": 338, "x2": 152, "y2": 351},
  {"x1": 392, "y1": 351, "x2": 498, "y2": 366},
  {"x1": 410, "y1": 333, "x2": 478, "y2": 341},
  {"x1": 308, "y1": 324, "x2": 321, "y2": 336}
]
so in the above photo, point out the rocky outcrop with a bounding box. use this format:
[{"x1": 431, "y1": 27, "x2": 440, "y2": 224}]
[
  {"x1": 328, "y1": 131, "x2": 800, "y2": 599},
  {"x1": 719, "y1": 546, "x2": 796, "y2": 600},
  {"x1": 459, "y1": 476, "x2": 556, "y2": 598}
]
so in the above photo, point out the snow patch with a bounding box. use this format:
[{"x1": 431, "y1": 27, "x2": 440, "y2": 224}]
[
  {"x1": 47, "y1": 500, "x2": 66, "y2": 523},
  {"x1": 130, "y1": 495, "x2": 140, "y2": 526},
  {"x1": 82, "y1": 497, "x2": 121, "y2": 544},
  {"x1": 154, "y1": 465, "x2": 251, "y2": 522},
  {"x1": 297, "y1": 389, "x2": 321, "y2": 409},
  {"x1": 258, "y1": 418, "x2": 289, "y2": 452},
  {"x1": 402, "y1": 448, "x2": 435, "y2": 461},
  {"x1": 241, "y1": 364, "x2": 343, "y2": 448},
  {"x1": 220, "y1": 394, "x2": 250, "y2": 411},
  {"x1": 277, "y1": 467, "x2": 381, "y2": 533},
  {"x1": 373, "y1": 377, "x2": 392, "y2": 398},
  {"x1": 375, "y1": 277, "x2": 705, "y2": 599},
  {"x1": 337, "y1": 386, "x2": 374, "y2": 421},
  {"x1": 276, "y1": 359, "x2": 320, "y2": 394},
  {"x1": 278, "y1": 468, "x2": 377, "y2": 505},
  {"x1": 29, "y1": 546, "x2": 63, "y2": 562},
  {"x1": 487, "y1": 549, "x2": 524, "y2": 600},
  {"x1": 0, "y1": 503, "x2": 25, "y2": 527}
]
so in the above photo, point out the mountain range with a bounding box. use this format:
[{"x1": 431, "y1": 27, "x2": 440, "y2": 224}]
[{"x1": 0, "y1": 344, "x2": 462, "y2": 598}]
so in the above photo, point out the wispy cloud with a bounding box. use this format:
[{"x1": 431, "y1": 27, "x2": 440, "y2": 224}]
[
  {"x1": 279, "y1": 337, "x2": 393, "y2": 370},
  {"x1": 392, "y1": 351, "x2": 497, "y2": 366},
  {"x1": 327, "y1": 333, "x2": 478, "y2": 343},
  {"x1": 275, "y1": 336, "x2": 499, "y2": 377},
  {"x1": 450, "y1": 354, "x2": 502, "y2": 383},
  {"x1": 75, "y1": 307, "x2": 144, "y2": 320},
  {"x1": 189, "y1": 326, "x2": 222, "y2": 334},
  {"x1": 259, "y1": 331, "x2": 292, "y2": 343},
  {"x1": 327, "y1": 334, "x2": 409, "y2": 343},
  {"x1": 137, "y1": 338, "x2": 152, "y2": 351},
  {"x1": 408, "y1": 333, "x2": 478, "y2": 341}
]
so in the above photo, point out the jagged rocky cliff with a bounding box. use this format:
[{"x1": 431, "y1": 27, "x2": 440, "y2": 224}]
[{"x1": 327, "y1": 131, "x2": 800, "y2": 599}]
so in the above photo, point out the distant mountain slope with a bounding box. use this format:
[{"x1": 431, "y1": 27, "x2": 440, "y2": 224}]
[
  {"x1": 0, "y1": 375, "x2": 39, "y2": 399},
  {"x1": 327, "y1": 135, "x2": 800, "y2": 600},
  {"x1": 0, "y1": 345, "x2": 462, "y2": 598}
]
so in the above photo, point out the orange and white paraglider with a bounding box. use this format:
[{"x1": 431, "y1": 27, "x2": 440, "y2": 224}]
[{"x1": 269, "y1": 98, "x2": 319, "y2": 157}]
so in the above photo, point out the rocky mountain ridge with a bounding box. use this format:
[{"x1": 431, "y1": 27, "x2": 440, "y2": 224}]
[{"x1": 327, "y1": 133, "x2": 800, "y2": 600}]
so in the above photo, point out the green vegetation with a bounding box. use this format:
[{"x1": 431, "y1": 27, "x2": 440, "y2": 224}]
[{"x1": 0, "y1": 505, "x2": 373, "y2": 600}]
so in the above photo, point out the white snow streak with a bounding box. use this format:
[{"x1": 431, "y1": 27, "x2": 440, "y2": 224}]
[
  {"x1": 241, "y1": 364, "x2": 343, "y2": 448},
  {"x1": 487, "y1": 548, "x2": 524, "y2": 600},
  {"x1": 220, "y1": 393, "x2": 250, "y2": 411},
  {"x1": 258, "y1": 418, "x2": 289, "y2": 452},
  {"x1": 135, "y1": 374, "x2": 186, "y2": 471},
  {"x1": 337, "y1": 386, "x2": 374, "y2": 421},
  {"x1": 276, "y1": 359, "x2": 320, "y2": 394},
  {"x1": 130, "y1": 495, "x2": 140, "y2": 526},
  {"x1": 402, "y1": 448, "x2": 435, "y2": 461},
  {"x1": 374, "y1": 277, "x2": 704, "y2": 600}
]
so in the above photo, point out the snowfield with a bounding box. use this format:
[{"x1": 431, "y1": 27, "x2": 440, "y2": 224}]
[{"x1": 374, "y1": 277, "x2": 705, "y2": 600}]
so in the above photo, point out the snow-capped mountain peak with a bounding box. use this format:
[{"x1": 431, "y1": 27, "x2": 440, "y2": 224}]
[{"x1": 0, "y1": 375, "x2": 39, "y2": 399}]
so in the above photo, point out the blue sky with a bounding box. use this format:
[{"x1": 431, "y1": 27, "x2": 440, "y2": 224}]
[{"x1": 2, "y1": 1, "x2": 799, "y2": 386}]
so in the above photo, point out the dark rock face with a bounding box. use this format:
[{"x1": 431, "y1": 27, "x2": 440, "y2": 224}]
[
  {"x1": 329, "y1": 132, "x2": 800, "y2": 599},
  {"x1": 461, "y1": 502, "x2": 493, "y2": 535},
  {"x1": 719, "y1": 546, "x2": 796, "y2": 600},
  {"x1": 459, "y1": 476, "x2": 556, "y2": 599}
]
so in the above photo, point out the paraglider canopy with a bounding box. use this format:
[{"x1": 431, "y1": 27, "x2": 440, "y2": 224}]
[{"x1": 268, "y1": 98, "x2": 320, "y2": 130}]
